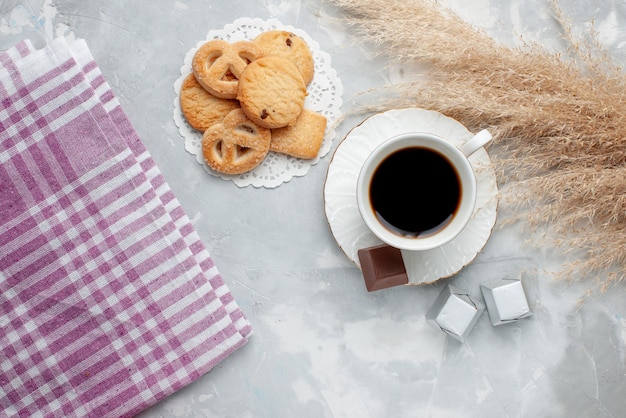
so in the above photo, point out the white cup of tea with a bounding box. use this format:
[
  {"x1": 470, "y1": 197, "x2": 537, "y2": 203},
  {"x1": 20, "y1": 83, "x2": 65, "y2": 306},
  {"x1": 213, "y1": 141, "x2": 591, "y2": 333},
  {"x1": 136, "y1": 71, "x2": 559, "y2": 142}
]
[{"x1": 356, "y1": 129, "x2": 493, "y2": 251}]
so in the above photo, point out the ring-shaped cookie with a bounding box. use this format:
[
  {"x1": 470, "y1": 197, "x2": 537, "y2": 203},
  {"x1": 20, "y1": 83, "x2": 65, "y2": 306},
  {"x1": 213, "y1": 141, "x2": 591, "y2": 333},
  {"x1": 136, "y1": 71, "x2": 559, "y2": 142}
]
[
  {"x1": 192, "y1": 39, "x2": 263, "y2": 99},
  {"x1": 202, "y1": 109, "x2": 271, "y2": 174}
]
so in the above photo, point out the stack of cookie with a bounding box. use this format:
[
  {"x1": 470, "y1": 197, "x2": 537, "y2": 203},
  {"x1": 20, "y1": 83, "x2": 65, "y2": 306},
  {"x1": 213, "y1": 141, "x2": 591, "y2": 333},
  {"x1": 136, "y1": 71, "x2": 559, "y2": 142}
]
[{"x1": 180, "y1": 30, "x2": 328, "y2": 175}]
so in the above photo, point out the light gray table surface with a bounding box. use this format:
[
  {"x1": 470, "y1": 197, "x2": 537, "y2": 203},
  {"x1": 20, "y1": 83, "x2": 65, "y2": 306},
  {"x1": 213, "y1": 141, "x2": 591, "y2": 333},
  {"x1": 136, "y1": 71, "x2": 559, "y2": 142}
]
[{"x1": 3, "y1": 0, "x2": 626, "y2": 417}]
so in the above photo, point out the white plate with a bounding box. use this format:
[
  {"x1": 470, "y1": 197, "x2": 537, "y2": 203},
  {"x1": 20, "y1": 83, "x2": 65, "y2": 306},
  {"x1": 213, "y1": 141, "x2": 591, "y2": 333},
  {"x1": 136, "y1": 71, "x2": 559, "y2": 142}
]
[{"x1": 323, "y1": 108, "x2": 499, "y2": 285}]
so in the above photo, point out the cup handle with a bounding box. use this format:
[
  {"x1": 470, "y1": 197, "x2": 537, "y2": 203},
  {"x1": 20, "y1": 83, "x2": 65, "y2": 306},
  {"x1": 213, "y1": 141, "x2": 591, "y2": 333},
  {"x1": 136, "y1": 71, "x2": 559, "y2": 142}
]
[{"x1": 459, "y1": 129, "x2": 493, "y2": 157}]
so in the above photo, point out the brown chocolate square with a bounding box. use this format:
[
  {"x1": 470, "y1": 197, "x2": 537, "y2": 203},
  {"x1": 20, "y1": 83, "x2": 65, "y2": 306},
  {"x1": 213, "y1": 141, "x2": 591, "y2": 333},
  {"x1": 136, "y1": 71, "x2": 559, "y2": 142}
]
[{"x1": 357, "y1": 244, "x2": 409, "y2": 292}]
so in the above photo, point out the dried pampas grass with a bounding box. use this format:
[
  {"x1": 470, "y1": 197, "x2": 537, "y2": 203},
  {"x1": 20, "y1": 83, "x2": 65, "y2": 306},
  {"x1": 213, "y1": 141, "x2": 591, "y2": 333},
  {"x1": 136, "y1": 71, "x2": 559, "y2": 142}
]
[{"x1": 330, "y1": 0, "x2": 626, "y2": 288}]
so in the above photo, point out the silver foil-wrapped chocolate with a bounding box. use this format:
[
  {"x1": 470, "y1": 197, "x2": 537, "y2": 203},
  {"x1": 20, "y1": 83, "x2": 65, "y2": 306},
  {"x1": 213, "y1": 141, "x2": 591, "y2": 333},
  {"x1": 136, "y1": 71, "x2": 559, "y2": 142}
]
[
  {"x1": 426, "y1": 284, "x2": 485, "y2": 342},
  {"x1": 480, "y1": 278, "x2": 532, "y2": 326}
]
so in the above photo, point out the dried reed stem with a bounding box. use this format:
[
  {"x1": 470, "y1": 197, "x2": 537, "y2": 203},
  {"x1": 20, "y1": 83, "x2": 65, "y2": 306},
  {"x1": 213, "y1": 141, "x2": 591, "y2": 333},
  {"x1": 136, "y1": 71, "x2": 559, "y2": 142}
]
[{"x1": 331, "y1": 0, "x2": 626, "y2": 286}]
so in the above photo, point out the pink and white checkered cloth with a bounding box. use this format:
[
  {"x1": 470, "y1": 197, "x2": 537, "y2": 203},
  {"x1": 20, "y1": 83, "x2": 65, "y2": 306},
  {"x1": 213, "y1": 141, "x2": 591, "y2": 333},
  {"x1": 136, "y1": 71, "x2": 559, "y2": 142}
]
[{"x1": 0, "y1": 38, "x2": 252, "y2": 417}]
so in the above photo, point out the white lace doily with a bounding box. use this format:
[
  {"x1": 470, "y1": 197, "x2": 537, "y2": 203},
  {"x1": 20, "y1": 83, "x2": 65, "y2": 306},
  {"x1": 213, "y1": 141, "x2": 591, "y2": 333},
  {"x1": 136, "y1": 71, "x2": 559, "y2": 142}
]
[{"x1": 173, "y1": 17, "x2": 343, "y2": 188}]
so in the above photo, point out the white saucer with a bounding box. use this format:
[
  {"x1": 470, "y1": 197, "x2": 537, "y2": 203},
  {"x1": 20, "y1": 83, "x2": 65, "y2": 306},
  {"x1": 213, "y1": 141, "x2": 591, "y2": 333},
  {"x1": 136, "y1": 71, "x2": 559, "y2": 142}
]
[{"x1": 323, "y1": 108, "x2": 499, "y2": 285}]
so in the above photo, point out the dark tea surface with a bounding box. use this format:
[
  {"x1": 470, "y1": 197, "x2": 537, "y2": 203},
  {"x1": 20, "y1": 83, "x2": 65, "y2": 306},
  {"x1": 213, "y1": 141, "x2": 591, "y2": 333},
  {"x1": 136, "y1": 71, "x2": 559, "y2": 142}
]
[{"x1": 369, "y1": 146, "x2": 461, "y2": 237}]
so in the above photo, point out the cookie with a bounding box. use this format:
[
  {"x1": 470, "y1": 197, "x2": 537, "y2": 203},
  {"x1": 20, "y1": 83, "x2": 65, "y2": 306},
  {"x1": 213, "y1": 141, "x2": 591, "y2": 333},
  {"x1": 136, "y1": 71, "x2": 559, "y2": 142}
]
[
  {"x1": 192, "y1": 39, "x2": 263, "y2": 99},
  {"x1": 202, "y1": 108, "x2": 271, "y2": 174},
  {"x1": 270, "y1": 109, "x2": 327, "y2": 159},
  {"x1": 237, "y1": 56, "x2": 306, "y2": 129},
  {"x1": 179, "y1": 73, "x2": 240, "y2": 131},
  {"x1": 253, "y1": 30, "x2": 315, "y2": 85}
]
